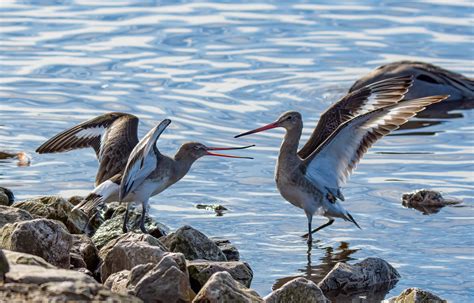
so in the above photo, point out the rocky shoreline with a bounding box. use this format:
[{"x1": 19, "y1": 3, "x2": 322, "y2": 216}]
[{"x1": 0, "y1": 191, "x2": 447, "y2": 302}]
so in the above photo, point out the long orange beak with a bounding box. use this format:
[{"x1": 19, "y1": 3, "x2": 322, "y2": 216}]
[
  {"x1": 234, "y1": 122, "x2": 279, "y2": 138},
  {"x1": 205, "y1": 144, "x2": 254, "y2": 159}
]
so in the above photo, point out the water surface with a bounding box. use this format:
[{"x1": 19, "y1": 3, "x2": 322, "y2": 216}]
[{"x1": 1, "y1": 0, "x2": 473, "y2": 301}]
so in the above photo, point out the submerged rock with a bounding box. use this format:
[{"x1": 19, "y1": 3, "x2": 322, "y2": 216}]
[
  {"x1": 387, "y1": 287, "x2": 447, "y2": 303},
  {"x1": 187, "y1": 260, "x2": 253, "y2": 292},
  {"x1": 402, "y1": 189, "x2": 461, "y2": 215},
  {"x1": 264, "y1": 277, "x2": 329, "y2": 303},
  {"x1": 0, "y1": 218, "x2": 72, "y2": 268},
  {"x1": 162, "y1": 225, "x2": 227, "y2": 262},
  {"x1": 13, "y1": 196, "x2": 92, "y2": 234},
  {"x1": 196, "y1": 204, "x2": 228, "y2": 216},
  {"x1": 0, "y1": 205, "x2": 33, "y2": 229},
  {"x1": 318, "y1": 257, "x2": 400, "y2": 293},
  {"x1": 193, "y1": 271, "x2": 263, "y2": 303},
  {"x1": 91, "y1": 206, "x2": 168, "y2": 249},
  {"x1": 0, "y1": 187, "x2": 14, "y2": 206}
]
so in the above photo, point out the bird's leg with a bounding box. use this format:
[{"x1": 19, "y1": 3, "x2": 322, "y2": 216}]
[
  {"x1": 304, "y1": 213, "x2": 313, "y2": 245},
  {"x1": 302, "y1": 218, "x2": 335, "y2": 238},
  {"x1": 122, "y1": 203, "x2": 130, "y2": 233},
  {"x1": 139, "y1": 200, "x2": 148, "y2": 234}
]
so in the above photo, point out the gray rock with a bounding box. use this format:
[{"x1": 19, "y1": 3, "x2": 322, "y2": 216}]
[
  {"x1": 0, "y1": 218, "x2": 72, "y2": 268},
  {"x1": 71, "y1": 234, "x2": 100, "y2": 272},
  {"x1": 13, "y1": 196, "x2": 93, "y2": 234},
  {"x1": 104, "y1": 269, "x2": 131, "y2": 294},
  {"x1": 0, "y1": 250, "x2": 8, "y2": 281},
  {"x1": 91, "y1": 206, "x2": 168, "y2": 249},
  {"x1": 99, "y1": 232, "x2": 173, "y2": 282},
  {"x1": 162, "y1": 225, "x2": 227, "y2": 261},
  {"x1": 193, "y1": 271, "x2": 263, "y2": 303},
  {"x1": 6, "y1": 263, "x2": 97, "y2": 285},
  {"x1": 0, "y1": 187, "x2": 14, "y2": 206},
  {"x1": 187, "y1": 260, "x2": 253, "y2": 292},
  {"x1": 105, "y1": 255, "x2": 195, "y2": 303},
  {"x1": 213, "y1": 238, "x2": 240, "y2": 261},
  {"x1": 2, "y1": 249, "x2": 56, "y2": 268},
  {"x1": 0, "y1": 205, "x2": 33, "y2": 229},
  {"x1": 132, "y1": 255, "x2": 195, "y2": 303},
  {"x1": 387, "y1": 287, "x2": 447, "y2": 303},
  {"x1": 318, "y1": 257, "x2": 400, "y2": 293},
  {"x1": 0, "y1": 281, "x2": 142, "y2": 302},
  {"x1": 98, "y1": 232, "x2": 167, "y2": 260},
  {"x1": 264, "y1": 277, "x2": 329, "y2": 303}
]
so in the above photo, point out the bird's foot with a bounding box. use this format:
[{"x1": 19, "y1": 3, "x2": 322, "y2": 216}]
[{"x1": 122, "y1": 224, "x2": 129, "y2": 233}]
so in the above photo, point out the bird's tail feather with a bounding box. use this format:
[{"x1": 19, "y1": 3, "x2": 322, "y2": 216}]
[{"x1": 72, "y1": 193, "x2": 104, "y2": 217}]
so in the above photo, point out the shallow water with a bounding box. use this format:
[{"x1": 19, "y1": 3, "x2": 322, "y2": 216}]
[{"x1": 1, "y1": 0, "x2": 473, "y2": 301}]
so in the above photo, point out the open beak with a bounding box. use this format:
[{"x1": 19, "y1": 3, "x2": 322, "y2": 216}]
[
  {"x1": 234, "y1": 122, "x2": 279, "y2": 138},
  {"x1": 205, "y1": 144, "x2": 254, "y2": 159}
]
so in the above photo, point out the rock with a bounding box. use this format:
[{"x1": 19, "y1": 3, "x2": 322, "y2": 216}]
[
  {"x1": 98, "y1": 232, "x2": 167, "y2": 260},
  {"x1": 162, "y1": 225, "x2": 227, "y2": 261},
  {"x1": 0, "y1": 205, "x2": 33, "y2": 229},
  {"x1": 193, "y1": 271, "x2": 263, "y2": 303},
  {"x1": 68, "y1": 195, "x2": 85, "y2": 206},
  {"x1": 0, "y1": 281, "x2": 142, "y2": 302},
  {"x1": 6, "y1": 263, "x2": 97, "y2": 284},
  {"x1": 387, "y1": 287, "x2": 447, "y2": 303},
  {"x1": 212, "y1": 238, "x2": 240, "y2": 261},
  {"x1": 318, "y1": 257, "x2": 400, "y2": 293},
  {"x1": 187, "y1": 260, "x2": 253, "y2": 292},
  {"x1": 402, "y1": 189, "x2": 461, "y2": 215},
  {"x1": 264, "y1": 277, "x2": 329, "y2": 303},
  {"x1": 0, "y1": 250, "x2": 9, "y2": 281},
  {"x1": 0, "y1": 218, "x2": 72, "y2": 268},
  {"x1": 13, "y1": 196, "x2": 92, "y2": 234},
  {"x1": 104, "y1": 269, "x2": 131, "y2": 294},
  {"x1": 105, "y1": 255, "x2": 195, "y2": 303},
  {"x1": 99, "y1": 232, "x2": 175, "y2": 282},
  {"x1": 91, "y1": 206, "x2": 168, "y2": 249},
  {"x1": 133, "y1": 255, "x2": 195, "y2": 303},
  {"x1": 0, "y1": 187, "x2": 14, "y2": 206},
  {"x1": 71, "y1": 234, "x2": 100, "y2": 272},
  {"x1": 3, "y1": 249, "x2": 55, "y2": 269}
]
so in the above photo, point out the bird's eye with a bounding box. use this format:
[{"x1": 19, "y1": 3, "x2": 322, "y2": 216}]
[
  {"x1": 193, "y1": 145, "x2": 200, "y2": 150},
  {"x1": 287, "y1": 116, "x2": 292, "y2": 120}
]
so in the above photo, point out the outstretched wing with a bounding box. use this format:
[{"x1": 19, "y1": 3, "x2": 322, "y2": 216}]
[
  {"x1": 120, "y1": 119, "x2": 171, "y2": 201},
  {"x1": 36, "y1": 112, "x2": 139, "y2": 185},
  {"x1": 298, "y1": 76, "x2": 413, "y2": 159},
  {"x1": 302, "y1": 95, "x2": 448, "y2": 193}
]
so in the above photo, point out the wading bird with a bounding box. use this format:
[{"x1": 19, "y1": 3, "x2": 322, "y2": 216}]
[
  {"x1": 37, "y1": 115, "x2": 252, "y2": 233},
  {"x1": 235, "y1": 76, "x2": 448, "y2": 243}
]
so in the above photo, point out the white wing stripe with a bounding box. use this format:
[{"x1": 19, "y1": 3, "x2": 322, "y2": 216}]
[{"x1": 75, "y1": 126, "x2": 105, "y2": 139}]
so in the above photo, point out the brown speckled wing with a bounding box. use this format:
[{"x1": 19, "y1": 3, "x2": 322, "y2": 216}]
[{"x1": 298, "y1": 76, "x2": 413, "y2": 159}]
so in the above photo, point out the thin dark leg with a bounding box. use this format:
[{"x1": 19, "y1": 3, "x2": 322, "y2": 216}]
[
  {"x1": 139, "y1": 201, "x2": 148, "y2": 234},
  {"x1": 302, "y1": 218, "x2": 335, "y2": 238},
  {"x1": 307, "y1": 220, "x2": 313, "y2": 244},
  {"x1": 122, "y1": 203, "x2": 130, "y2": 233}
]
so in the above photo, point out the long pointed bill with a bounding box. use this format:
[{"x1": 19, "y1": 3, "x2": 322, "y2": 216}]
[
  {"x1": 234, "y1": 122, "x2": 279, "y2": 138},
  {"x1": 205, "y1": 144, "x2": 254, "y2": 159}
]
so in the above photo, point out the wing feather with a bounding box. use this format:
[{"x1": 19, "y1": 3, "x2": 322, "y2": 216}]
[
  {"x1": 119, "y1": 119, "x2": 171, "y2": 201},
  {"x1": 302, "y1": 95, "x2": 448, "y2": 191},
  {"x1": 36, "y1": 112, "x2": 139, "y2": 185},
  {"x1": 298, "y1": 76, "x2": 414, "y2": 159}
]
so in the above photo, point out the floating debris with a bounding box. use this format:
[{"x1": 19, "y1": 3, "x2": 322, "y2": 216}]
[
  {"x1": 196, "y1": 204, "x2": 228, "y2": 216},
  {"x1": 402, "y1": 189, "x2": 462, "y2": 215}
]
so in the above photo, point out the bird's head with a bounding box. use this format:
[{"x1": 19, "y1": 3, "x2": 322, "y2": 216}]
[
  {"x1": 234, "y1": 111, "x2": 302, "y2": 138},
  {"x1": 175, "y1": 142, "x2": 254, "y2": 161}
]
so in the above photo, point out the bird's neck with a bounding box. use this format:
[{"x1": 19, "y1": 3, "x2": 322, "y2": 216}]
[
  {"x1": 279, "y1": 124, "x2": 302, "y2": 165},
  {"x1": 172, "y1": 153, "x2": 196, "y2": 182}
]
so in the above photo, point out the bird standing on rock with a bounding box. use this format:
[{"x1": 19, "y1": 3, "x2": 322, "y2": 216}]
[
  {"x1": 37, "y1": 115, "x2": 253, "y2": 233},
  {"x1": 234, "y1": 76, "x2": 448, "y2": 244}
]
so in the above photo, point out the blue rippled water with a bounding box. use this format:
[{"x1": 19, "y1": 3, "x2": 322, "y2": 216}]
[{"x1": 1, "y1": 0, "x2": 473, "y2": 301}]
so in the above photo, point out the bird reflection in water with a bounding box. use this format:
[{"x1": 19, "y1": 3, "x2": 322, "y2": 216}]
[{"x1": 273, "y1": 241, "x2": 399, "y2": 303}]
